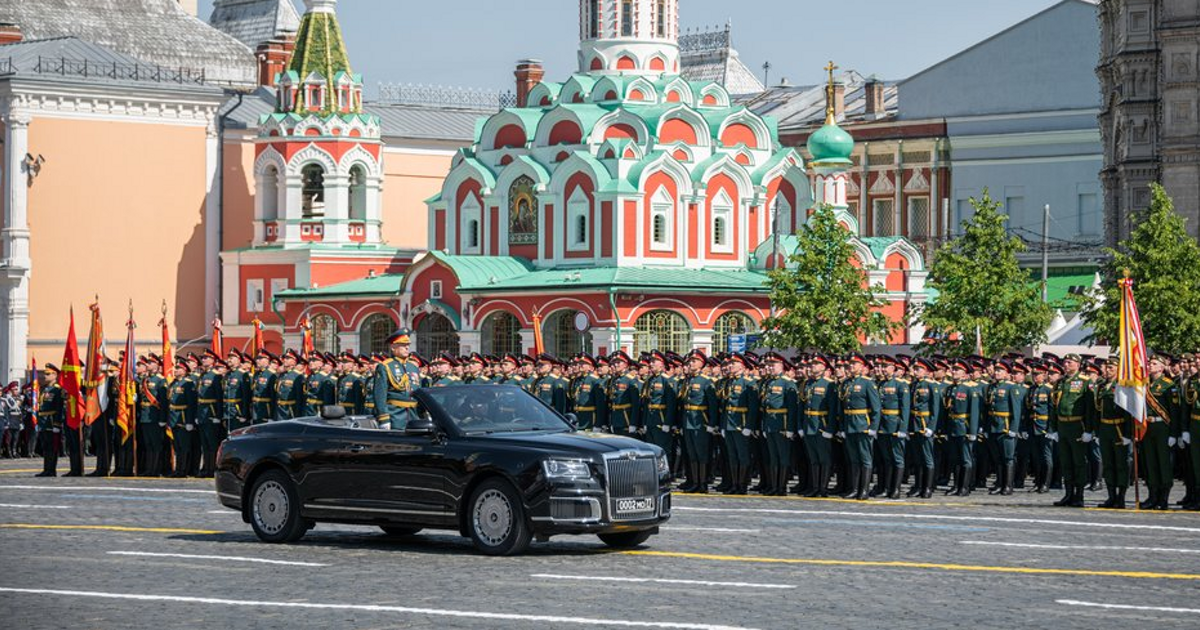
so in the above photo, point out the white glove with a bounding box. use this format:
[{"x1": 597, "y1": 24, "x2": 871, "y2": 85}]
[
  {"x1": 158, "y1": 422, "x2": 167, "y2": 427},
  {"x1": 1081, "y1": 432, "x2": 1094, "y2": 443},
  {"x1": 896, "y1": 432, "x2": 908, "y2": 439},
  {"x1": 1183, "y1": 432, "x2": 1192, "y2": 445},
  {"x1": 626, "y1": 426, "x2": 637, "y2": 434},
  {"x1": 1048, "y1": 432, "x2": 1059, "y2": 442},
  {"x1": 659, "y1": 424, "x2": 671, "y2": 432},
  {"x1": 967, "y1": 434, "x2": 977, "y2": 442},
  {"x1": 378, "y1": 422, "x2": 392, "y2": 431},
  {"x1": 1007, "y1": 431, "x2": 1017, "y2": 438},
  {"x1": 836, "y1": 431, "x2": 846, "y2": 439},
  {"x1": 1019, "y1": 432, "x2": 1029, "y2": 440},
  {"x1": 185, "y1": 424, "x2": 194, "y2": 431},
  {"x1": 1168, "y1": 437, "x2": 1177, "y2": 448},
  {"x1": 742, "y1": 428, "x2": 752, "y2": 437},
  {"x1": 868, "y1": 429, "x2": 878, "y2": 438},
  {"x1": 637, "y1": 427, "x2": 647, "y2": 435},
  {"x1": 707, "y1": 426, "x2": 719, "y2": 435},
  {"x1": 784, "y1": 431, "x2": 795, "y2": 439},
  {"x1": 1121, "y1": 437, "x2": 1133, "y2": 446},
  {"x1": 821, "y1": 431, "x2": 833, "y2": 439},
  {"x1": 923, "y1": 428, "x2": 934, "y2": 438}
]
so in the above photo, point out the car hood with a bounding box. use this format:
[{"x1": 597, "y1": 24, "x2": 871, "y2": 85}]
[{"x1": 474, "y1": 431, "x2": 661, "y2": 457}]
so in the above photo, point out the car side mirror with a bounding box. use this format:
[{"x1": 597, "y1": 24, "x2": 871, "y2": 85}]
[
  {"x1": 564, "y1": 413, "x2": 579, "y2": 429},
  {"x1": 405, "y1": 416, "x2": 437, "y2": 437},
  {"x1": 320, "y1": 405, "x2": 347, "y2": 420}
]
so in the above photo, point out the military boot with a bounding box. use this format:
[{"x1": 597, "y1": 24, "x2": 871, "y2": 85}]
[
  {"x1": 906, "y1": 466, "x2": 924, "y2": 498},
  {"x1": 870, "y1": 466, "x2": 888, "y2": 498},
  {"x1": 1068, "y1": 485, "x2": 1085, "y2": 507},
  {"x1": 921, "y1": 466, "x2": 936, "y2": 498},
  {"x1": 841, "y1": 466, "x2": 861, "y2": 500},
  {"x1": 958, "y1": 467, "x2": 974, "y2": 496},
  {"x1": 694, "y1": 463, "x2": 709, "y2": 494},
  {"x1": 1113, "y1": 486, "x2": 1127, "y2": 510},
  {"x1": 1098, "y1": 486, "x2": 1116, "y2": 509},
  {"x1": 1053, "y1": 485, "x2": 1074, "y2": 507},
  {"x1": 857, "y1": 466, "x2": 873, "y2": 500},
  {"x1": 1139, "y1": 487, "x2": 1157, "y2": 510},
  {"x1": 678, "y1": 463, "x2": 697, "y2": 493},
  {"x1": 946, "y1": 466, "x2": 962, "y2": 496},
  {"x1": 887, "y1": 466, "x2": 904, "y2": 499},
  {"x1": 818, "y1": 465, "x2": 832, "y2": 498},
  {"x1": 1001, "y1": 464, "x2": 1015, "y2": 496}
]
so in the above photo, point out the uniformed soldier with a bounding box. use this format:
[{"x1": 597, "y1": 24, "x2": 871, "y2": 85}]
[
  {"x1": 718, "y1": 354, "x2": 758, "y2": 495},
  {"x1": 800, "y1": 356, "x2": 838, "y2": 497},
  {"x1": 759, "y1": 353, "x2": 798, "y2": 497},
  {"x1": 274, "y1": 350, "x2": 306, "y2": 421},
  {"x1": 250, "y1": 351, "x2": 277, "y2": 423},
  {"x1": 906, "y1": 358, "x2": 941, "y2": 498},
  {"x1": 1092, "y1": 358, "x2": 1133, "y2": 509},
  {"x1": 34, "y1": 364, "x2": 65, "y2": 477},
  {"x1": 194, "y1": 350, "x2": 224, "y2": 478},
  {"x1": 168, "y1": 362, "x2": 198, "y2": 478},
  {"x1": 336, "y1": 352, "x2": 365, "y2": 415},
  {"x1": 875, "y1": 357, "x2": 911, "y2": 499},
  {"x1": 1049, "y1": 353, "x2": 1095, "y2": 507},
  {"x1": 428, "y1": 353, "x2": 460, "y2": 387},
  {"x1": 606, "y1": 351, "x2": 641, "y2": 437},
  {"x1": 837, "y1": 354, "x2": 880, "y2": 500},
  {"x1": 305, "y1": 353, "x2": 336, "y2": 416},
  {"x1": 372, "y1": 329, "x2": 422, "y2": 431},
  {"x1": 223, "y1": 350, "x2": 252, "y2": 432},
  {"x1": 1184, "y1": 354, "x2": 1200, "y2": 511},
  {"x1": 642, "y1": 351, "x2": 677, "y2": 476},
  {"x1": 533, "y1": 354, "x2": 568, "y2": 414},
  {"x1": 569, "y1": 354, "x2": 606, "y2": 431},
  {"x1": 677, "y1": 350, "x2": 719, "y2": 493},
  {"x1": 138, "y1": 358, "x2": 169, "y2": 477},
  {"x1": 942, "y1": 359, "x2": 981, "y2": 496},
  {"x1": 1023, "y1": 362, "x2": 1056, "y2": 493},
  {"x1": 1142, "y1": 354, "x2": 1181, "y2": 510},
  {"x1": 985, "y1": 360, "x2": 1023, "y2": 496}
]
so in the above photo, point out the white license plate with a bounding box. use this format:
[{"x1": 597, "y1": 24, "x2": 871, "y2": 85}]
[{"x1": 615, "y1": 497, "x2": 655, "y2": 513}]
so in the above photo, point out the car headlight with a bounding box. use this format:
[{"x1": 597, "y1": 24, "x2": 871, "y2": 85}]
[
  {"x1": 543, "y1": 459, "x2": 592, "y2": 480},
  {"x1": 656, "y1": 453, "x2": 670, "y2": 477}
]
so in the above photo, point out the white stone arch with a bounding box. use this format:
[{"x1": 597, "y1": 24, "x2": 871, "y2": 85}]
[
  {"x1": 533, "y1": 106, "x2": 588, "y2": 147},
  {"x1": 635, "y1": 152, "x2": 695, "y2": 200},
  {"x1": 716, "y1": 109, "x2": 772, "y2": 151},
  {"x1": 589, "y1": 108, "x2": 652, "y2": 146},
  {"x1": 526, "y1": 82, "x2": 559, "y2": 107},
  {"x1": 590, "y1": 76, "x2": 625, "y2": 103},
  {"x1": 549, "y1": 152, "x2": 609, "y2": 198},
  {"x1": 624, "y1": 76, "x2": 658, "y2": 102},
  {"x1": 479, "y1": 110, "x2": 534, "y2": 151},
  {"x1": 697, "y1": 83, "x2": 731, "y2": 108},
  {"x1": 656, "y1": 105, "x2": 712, "y2": 148},
  {"x1": 646, "y1": 51, "x2": 671, "y2": 74},
  {"x1": 286, "y1": 143, "x2": 337, "y2": 178},
  {"x1": 664, "y1": 142, "x2": 693, "y2": 163},
  {"x1": 494, "y1": 155, "x2": 552, "y2": 195},
  {"x1": 660, "y1": 77, "x2": 695, "y2": 105},
  {"x1": 437, "y1": 159, "x2": 497, "y2": 254},
  {"x1": 253, "y1": 146, "x2": 287, "y2": 226},
  {"x1": 338, "y1": 143, "x2": 381, "y2": 179},
  {"x1": 560, "y1": 75, "x2": 595, "y2": 104},
  {"x1": 847, "y1": 237, "x2": 880, "y2": 269},
  {"x1": 694, "y1": 154, "x2": 753, "y2": 198},
  {"x1": 882, "y1": 238, "x2": 926, "y2": 272}
]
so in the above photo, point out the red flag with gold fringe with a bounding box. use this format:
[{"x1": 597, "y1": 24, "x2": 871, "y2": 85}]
[{"x1": 61, "y1": 307, "x2": 85, "y2": 430}]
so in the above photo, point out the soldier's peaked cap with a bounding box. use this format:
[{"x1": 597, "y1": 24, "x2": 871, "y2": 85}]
[{"x1": 385, "y1": 329, "x2": 412, "y2": 345}]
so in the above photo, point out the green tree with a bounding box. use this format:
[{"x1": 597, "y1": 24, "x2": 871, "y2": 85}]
[
  {"x1": 916, "y1": 189, "x2": 1051, "y2": 356},
  {"x1": 761, "y1": 205, "x2": 895, "y2": 352},
  {"x1": 1080, "y1": 183, "x2": 1200, "y2": 352}
]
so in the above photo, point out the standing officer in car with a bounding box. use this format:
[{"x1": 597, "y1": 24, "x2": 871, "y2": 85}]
[{"x1": 374, "y1": 329, "x2": 421, "y2": 430}]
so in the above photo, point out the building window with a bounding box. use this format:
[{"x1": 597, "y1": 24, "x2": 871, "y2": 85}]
[
  {"x1": 650, "y1": 187, "x2": 673, "y2": 251},
  {"x1": 482, "y1": 311, "x2": 522, "y2": 356},
  {"x1": 508, "y1": 176, "x2": 538, "y2": 245},
  {"x1": 872, "y1": 198, "x2": 895, "y2": 236},
  {"x1": 656, "y1": 0, "x2": 666, "y2": 37},
  {"x1": 621, "y1": 0, "x2": 633, "y2": 36},
  {"x1": 907, "y1": 197, "x2": 931, "y2": 241},
  {"x1": 848, "y1": 201, "x2": 861, "y2": 229},
  {"x1": 311, "y1": 314, "x2": 339, "y2": 354},
  {"x1": 588, "y1": 0, "x2": 600, "y2": 38},
  {"x1": 348, "y1": 165, "x2": 367, "y2": 221},
  {"x1": 1005, "y1": 195, "x2": 1025, "y2": 231},
  {"x1": 260, "y1": 165, "x2": 279, "y2": 222},
  {"x1": 543, "y1": 310, "x2": 592, "y2": 357},
  {"x1": 460, "y1": 193, "x2": 482, "y2": 254},
  {"x1": 301, "y1": 164, "x2": 326, "y2": 217},
  {"x1": 633, "y1": 310, "x2": 691, "y2": 355},
  {"x1": 270, "y1": 279, "x2": 289, "y2": 302},
  {"x1": 430, "y1": 280, "x2": 443, "y2": 300},
  {"x1": 359, "y1": 313, "x2": 396, "y2": 354},
  {"x1": 1078, "y1": 190, "x2": 1099, "y2": 237},
  {"x1": 713, "y1": 311, "x2": 758, "y2": 354},
  {"x1": 416, "y1": 313, "x2": 459, "y2": 358},
  {"x1": 711, "y1": 190, "x2": 734, "y2": 253},
  {"x1": 246, "y1": 279, "x2": 264, "y2": 312},
  {"x1": 567, "y1": 188, "x2": 589, "y2": 251}
]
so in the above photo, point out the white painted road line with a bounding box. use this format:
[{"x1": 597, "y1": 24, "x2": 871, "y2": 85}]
[
  {"x1": 1057, "y1": 599, "x2": 1200, "y2": 614},
  {"x1": 663, "y1": 526, "x2": 762, "y2": 534},
  {"x1": 674, "y1": 506, "x2": 1200, "y2": 533},
  {"x1": 0, "y1": 587, "x2": 759, "y2": 630},
  {"x1": 0, "y1": 503, "x2": 72, "y2": 509},
  {"x1": 532, "y1": 574, "x2": 794, "y2": 590},
  {"x1": 0, "y1": 485, "x2": 211, "y2": 494},
  {"x1": 106, "y1": 551, "x2": 329, "y2": 567},
  {"x1": 963, "y1": 541, "x2": 1200, "y2": 554}
]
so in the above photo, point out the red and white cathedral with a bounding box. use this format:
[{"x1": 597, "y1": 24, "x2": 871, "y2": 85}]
[{"x1": 221, "y1": 0, "x2": 930, "y2": 358}]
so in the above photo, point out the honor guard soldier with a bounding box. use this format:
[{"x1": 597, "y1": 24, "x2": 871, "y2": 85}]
[
  {"x1": 429, "y1": 353, "x2": 460, "y2": 387},
  {"x1": 760, "y1": 353, "x2": 798, "y2": 496},
  {"x1": 802, "y1": 356, "x2": 838, "y2": 497},
  {"x1": 1049, "y1": 353, "x2": 1095, "y2": 507},
  {"x1": 907, "y1": 358, "x2": 941, "y2": 498},
  {"x1": 641, "y1": 351, "x2": 677, "y2": 475},
  {"x1": 607, "y1": 351, "x2": 641, "y2": 437},
  {"x1": 1143, "y1": 354, "x2": 1181, "y2": 510},
  {"x1": 875, "y1": 357, "x2": 911, "y2": 499},
  {"x1": 838, "y1": 354, "x2": 881, "y2": 500},
  {"x1": 533, "y1": 354, "x2": 568, "y2": 414},
  {"x1": 985, "y1": 360, "x2": 1023, "y2": 495},
  {"x1": 337, "y1": 352, "x2": 365, "y2": 415},
  {"x1": 678, "y1": 350, "x2": 719, "y2": 493},
  {"x1": 305, "y1": 353, "x2": 336, "y2": 416},
  {"x1": 494, "y1": 354, "x2": 521, "y2": 387},
  {"x1": 138, "y1": 358, "x2": 169, "y2": 477},
  {"x1": 1023, "y1": 362, "x2": 1056, "y2": 493},
  {"x1": 223, "y1": 350, "x2": 253, "y2": 432},
  {"x1": 464, "y1": 353, "x2": 491, "y2": 384},
  {"x1": 34, "y1": 364, "x2": 65, "y2": 477},
  {"x1": 250, "y1": 351, "x2": 277, "y2": 423},
  {"x1": 942, "y1": 360, "x2": 981, "y2": 496},
  {"x1": 373, "y1": 329, "x2": 421, "y2": 431},
  {"x1": 168, "y1": 362, "x2": 198, "y2": 477},
  {"x1": 274, "y1": 350, "x2": 306, "y2": 420},
  {"x1": 1184, "y1": 355, "x2": 1200, "y2": 511},
  {"x1": 721, "y1": 353, "x2": 759, "y2": 495},
  {"x1": 360, "y1": 355, "x2": 378, "y2": 415},
  {"x1": 1094, "y1": 358, "x2": 1133, "y2": 508},
  {"x1": 569, "y1": 354, "x2": 606, "y2": 431},
  {"x1": 194, "y1": 350, "x2": 225, "y2": 478}
]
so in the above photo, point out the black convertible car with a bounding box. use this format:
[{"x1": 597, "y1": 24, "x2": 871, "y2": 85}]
[{"x1": 215, "y1": 385, "x2": 671, "y2": 555}]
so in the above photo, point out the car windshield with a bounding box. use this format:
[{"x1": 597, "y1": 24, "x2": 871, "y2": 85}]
[{"x1": 420, "y1": 386, "x2": 572, "y2": 435}]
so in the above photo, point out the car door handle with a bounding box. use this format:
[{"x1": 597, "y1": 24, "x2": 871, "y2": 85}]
[{"x1": 348, "y1": 444, "x2": 366, "y2": 453}]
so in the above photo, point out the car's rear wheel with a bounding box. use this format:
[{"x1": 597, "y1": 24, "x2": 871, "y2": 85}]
[
  {"x1": 468, "y1": 478, "x2": 532, "y2": 556},
  {"x1": 379, "y1": 526, "x2": 422, "y2": 537},
  {"x1": 597, "y1": 529, "x2": 654, "y2": 549},
  {"x1": 249, "y1": 470, "x2": 307, "y2": 543}
]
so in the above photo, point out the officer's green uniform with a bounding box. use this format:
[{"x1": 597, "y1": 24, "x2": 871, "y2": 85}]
[
  {"x1": 1185, "y1": 377, "x2": 1200, "y2": 510},
  {"x1": 373, "y1": 357, "x2": 421, "y2": 430},
  {"x1": 195, "y1": 369, "x2": 224, "y2": 477},
  {"x1": 985, "y1": 379, "x2": 1023, "y2": 494},
  {"x1": 721, "y1": 373, "x2": 759, "y2": 494},
  {"x1": 1143, "y1": 375, "x2": 1181, "y2": 509},
  {"x1": 801, "y1": 375, "x2": 838, "y2": 496},
  {"x1": 274, "y1": 369, "x2": 305, "y2": 420},
  {"x1": 138, "y1": 374, "x2": 168, "y2": 476},
  {"x1": 838, "y1": 374, "x2": 880, "y2": 499},
  {"x1": 337, "y1": 372, "x2": 364, "y2": 415},
  {"x1": 908, "y1": 375, "x2": 941, "y2": 497},
  {"x1": 877, "y1": 376, "x2": 910, "y2": 498},
  {"x1": 223, "y1": 367, "x2": 252, "y2": 432},
  {"x1": 607, "y1": 370, "x2": 641, "y2": 436},
  {"x1": 942, "y1": 378, "x2": 980, "y2": 496},
  {"x1": 168, "y1": 376, "x2": 198, "y2": 477},
  {"x1": 1092, "y1": 377, "x2": 1133, "y2": 508},
  {"x1": 250, "y1": 369, "x2": 276, "y2": 423},
  {"x1": 679, "y1": 372, "x2": 719, "y2": 492},
  {"x1": 534, "y1": 374, "x2": 568, "y2": 414},
  {"x1": 37, "y1": 382, "x2": 65, "y2": 476},
  {"x1": 305, "y1": 371, "x2": 336, "y2": 416},
  {"x1": 570, "y1": 373, "x2": 606, "y2": 430},
  {"x1": 361, "y1": 369, "x2": 377, "y2": 416},
  {"x1": 1050, "y1": 370, "x2": 1095, "y2": 506},
  {"x1": 1023, "y1": 382, "x2": 1055, "y2": 492},
  {"x1": 760, "y1": 374, "x2": 798, "y2": 496},
  {"x1": 429, "y1": 374, "x2": 459, "y2": 387},
  {"x1": 642, "y1": 372, "x2": 676, "y2": 471}
]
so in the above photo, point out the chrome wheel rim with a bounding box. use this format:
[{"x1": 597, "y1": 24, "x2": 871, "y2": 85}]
[
  {"x1": 253, "y1": 480, "x2": 289, "y2": 535},
  {"x1": 473, "y1": 488, "x2": 513, "y2": 546}
]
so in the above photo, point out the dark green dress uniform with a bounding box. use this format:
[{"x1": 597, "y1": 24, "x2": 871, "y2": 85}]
[
  {"x1": 876, "y1": 376, "x2": 911, "y2": 498},
  {"x1": 373, "y1": 358, "x2": 421, "y2": 430},
  {"x1": 168, "y1": 377, "x2": 198, "y2": 477},
  {"x1": 985, "y1": 380, "x2": 1023, "y2": 494},
  {"x1": 1050, "y1": 371, "x2": 1095, "y2": 506},
  {"x1": 1143, "y1": 375, "x2": 1181, "y2": 509},
  {"x1": 534, "y1": 374, "x2": 568, "y2": 414},
  {"x1": 250, "y1": 369, "x2": 276, "y2": 424},
  {"x1": 138, "y1": 375, "x2": 168, "y2": 477},
  {"x1": 305, "y1": 371, "x2": 336, "y2": 416},
  {"x1": 429, "y1": 374, "x2": 460, "y2": 387},
  {"x1": 722, "y1": 373, "x2": 759, "y2": 494},
  {"x1": 908, "y1": 375, "x2": 941, "y2": 498},
  {"x1": 337, "y1": 372, "x2": 365, "y2": 415},
  {"x1": 196, "y1": 369, "x2": 224, "y2": 478},
  {"x1": 223, "y1": 367, "x2": 252, "y2": 432},
  {"x1": 274, "y1": 369, "x2": 305, "y2": 421},
  {"x1": 607, "y1": 370, "x2": 641, "y2": 436},
  {"x1": 361, "y1": 368, "x2": 376, "y2": 416},
  {"x1": 1023, "y1": 382, "x2": 1055, "y2": 492},
  {"x1": 760, "y1": 375, "x2": 798, "y2": 497},
  {"x1": 1093, "y1": 377, "x2": 1133, "y2": 508},
  {"x1": 801, "y1": 376, "x2": 838, "y2": 497},
  {"x1": 36, "y1": 382, "x2": 65, "y2": 476},
  {"x1": 1185, "y1": 377, "x2": 1200, "y2": 510},
  {"x1": 942, "y1": 377, "x2": 980, "y2": 496},
  {"x1": 641, "y1": 372, "x2": 677, "y2": 471},
  {"x1": 678, "y1": 373, "x2": 719, "y2": 493},
  {"x1": 569, "y1": 373, "x2": 606, "y2": 431},
  {"x1": 838, "y1": 375, "x2": 881, "y2": 500}
]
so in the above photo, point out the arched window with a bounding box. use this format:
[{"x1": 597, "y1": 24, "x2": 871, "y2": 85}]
[
  {"x1": 260, "y1": 165, "x2": 279, "y2": 222},
  {"x1": 301, "y1": 164, "x2": 325, "y2": 217},
  {"x1": 587, "y1": 0, "x2": 600, "y2": 38},
  {"x1": 358, "y1": 313, "x2": 396, "y2": 354},
  {"x1": 711, "y1": 189, "x2": 734, "y2": 253},
  {"x1": 633, "y1": 310, "x2": 691, "y2": 355},
  {"x1": 416, "y1": 313, "x2": 459, "y2": 358},
  {"x1": 650, "y1": 187, "x2": 673, "y2": 251},
  {"x1": 543, "y1": 310, "x2": 592, "y2": 357},
  {"x1": 348, "y1": 165, "x2": 367, "y2": 221},
  {"x1": 621, "y1": 0, "x2": 634, "y2": 36},
  {"x1": 567, "y1": 187, "x2": 589, "y2": 251},
  {"x1": 508, "y1": 176, "x2": 538, "y2": 245},
  {"x1": 482, "y1": 311, "x2": 522, "y2": 356},
  {"x1": 460, "y1": 193, "x2": 482, "y2": 254},
  {"x1": 311, "y1": 313, "x2": 339, "y2": 353},
  {"x1": 656, "y1": 0, "x2": 667, "y2": 37},
  {"x1": 712, "y1": 311, "x2": 758, "y2": 354}
]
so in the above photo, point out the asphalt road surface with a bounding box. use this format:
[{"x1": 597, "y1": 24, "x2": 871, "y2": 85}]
[{"x1": 2, "y1": 458, "x2": 1200, "y2": 629}]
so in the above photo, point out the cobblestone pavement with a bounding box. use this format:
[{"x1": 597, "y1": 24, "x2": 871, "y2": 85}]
[{"x1": 2, "y1": 457, "x2": 1199, "y2": 629}]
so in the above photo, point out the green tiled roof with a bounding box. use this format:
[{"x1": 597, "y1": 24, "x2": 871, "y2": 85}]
[
  {"x1": 460, "y1": 265, "x2": 770, "y2": 294},
  {"x1": 287, "y1": 7, "x2": 355, "y2": 115},
  {"x1": 427, "y1": 252, "x2": 535, "y2": 290},
  {"x1": 860, "y1": 236, "x2": 905, "y2": 260},
  {"x1": 274, "y1": 273, "x2": 403, "y2": 299}
]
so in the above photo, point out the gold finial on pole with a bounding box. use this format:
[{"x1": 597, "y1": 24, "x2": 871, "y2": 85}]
[{"x1": 824, "y1": 60, "x2": 839, "y2": 125}]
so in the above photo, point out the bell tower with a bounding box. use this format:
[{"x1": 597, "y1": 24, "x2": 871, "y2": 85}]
[{"x1": 578, "y1": 0, "x2": 680, "y2": 75}]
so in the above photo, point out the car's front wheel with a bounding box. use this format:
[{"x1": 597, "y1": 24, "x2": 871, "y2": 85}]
[
  {"x1": 597, "y1": 529, "x2": 654, "y2": 548},
  {"x1": 249, "y1": 470, "x2": 307, "y2": 543},
  {"x1": 467, "y1": 478, "x2": 532, "y2": 556}
]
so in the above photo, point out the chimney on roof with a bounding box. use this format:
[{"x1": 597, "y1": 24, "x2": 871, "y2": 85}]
[
  {"x1": 831, "y1": 81, "x2": 846, "y2": 121},
  {"x1": 177, "y1": 0, "x2": 198, "y2": 17},
  {"x1": 257, "y1": 36, "x2": 296, "y2": 87},
  {"x1": 0, "y1": 23, "x2": 22, "y2": 45},
  {"x1": 865, "y1": 77, "x2": 885, "y2": 120},
  {"x1": 514, "y1": 59, "x2": 545, "y2": 108}
]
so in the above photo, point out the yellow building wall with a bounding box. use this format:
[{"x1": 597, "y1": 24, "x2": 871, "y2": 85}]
[
  {"x1": 222, "y1": 140, "x2": 257, "y2": 251},
  {"x1": 26, "y1": 116, "x2": 210, "y2": 351},
  {"x1": 380, "y1": 150, "x2": 452, "y2": 250}
]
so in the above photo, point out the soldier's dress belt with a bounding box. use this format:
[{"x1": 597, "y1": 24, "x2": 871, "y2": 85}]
[
  {"x1": 386, "y1": 399, "x2": 417, "y2": 408},
  {"x1": 648, "y1": 404, "x2": 668, "y2": 410},
  {"x1": 1101, "y1": 417, "x2": 1125, "y2": 424},
  {"x1": 198, "y1": 398, "x2": 218, "y2": 404},
  {"x1": 684, "y1": 405, "x2": 707, "y2": 411},
  {"x1": 727, "y1": 406, "x2": 749, "y2": 412},
  {"x1": 170, "y1": 404, "x2": 188, "y2": 410},
  {"x1": 1057, "y1": 415, "x2": 1083, "y2": 422},
  {"x1": 252, "y1": 397, "x2": 272, "y2": 402},
  {"x1": 881, "y1": 409, "x2": 900, "y2": 415},
  {"x1": 913, "y1": 411, "x2": 931, "y2": 417},
  {"x1": 991, "y1": 411, "x2": 1012, "y2": 417},
  {"x1": 611, "y1": 404, "x2": 632, "y2": 410},
  {"x1": 950, "y1": 413, "x2": 968, "y2": 420},
  {"x1": 844, "y1": 409, "x2": 869, "y2": 416},
  {"x1": 574, "y1": 406, "x2": 597, "y2": 412},
  {"x1": 277, "y1": 401, "x2": 295, "y2": 406},
  {"x1": 804, "y1": 410, "x2": 827, "y2": 416},
  {"x1": 765, "y1": 409, "x2": 789, "y2": 415}
]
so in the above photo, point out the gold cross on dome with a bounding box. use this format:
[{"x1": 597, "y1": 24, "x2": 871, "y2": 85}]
[
  {"x1": 824, "y1": 61, "x2": 839, "y2": 124},
  {"x1": 824, "y1": 60, "x2": 839, "y2": 86}
]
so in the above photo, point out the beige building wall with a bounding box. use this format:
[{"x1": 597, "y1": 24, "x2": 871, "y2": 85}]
[
  {"x1": 26, "y1": 117, "x2": 211, "y2": 352},
  {"x1": 380, "y1": 149, "x2": 454, "y2": 250},
  {"x1": 222, "y1": 139, "x2": 257, "y2": 251}
]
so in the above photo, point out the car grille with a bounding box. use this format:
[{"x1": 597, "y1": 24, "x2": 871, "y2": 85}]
[
  {"x1": 550, "y1": 497, "x2": 601, "y2": 522},
  {"x1": 605, "y1": 453, "x2": 658, "y2": 521}
]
